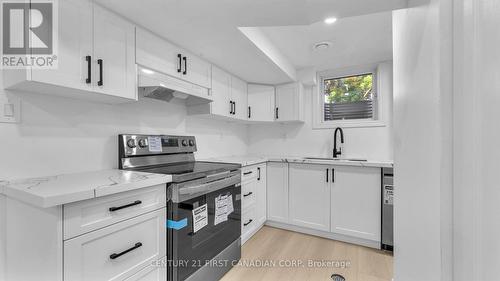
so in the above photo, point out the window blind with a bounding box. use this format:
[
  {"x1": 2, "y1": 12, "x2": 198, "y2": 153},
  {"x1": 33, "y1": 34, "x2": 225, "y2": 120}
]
[{"x1": 324, "y1": 100, "x2": 373, "y2": 120}]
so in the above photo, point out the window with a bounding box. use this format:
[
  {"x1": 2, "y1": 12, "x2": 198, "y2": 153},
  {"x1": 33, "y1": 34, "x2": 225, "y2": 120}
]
[{"x1": 323, "y1": 73, "x2": 375, "y2": 121}]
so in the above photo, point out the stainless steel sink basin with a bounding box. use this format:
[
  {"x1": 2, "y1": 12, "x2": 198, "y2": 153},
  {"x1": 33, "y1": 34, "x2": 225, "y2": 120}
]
[{"x1": 303, "y1": 157, "x2": 367, "y2": 162}]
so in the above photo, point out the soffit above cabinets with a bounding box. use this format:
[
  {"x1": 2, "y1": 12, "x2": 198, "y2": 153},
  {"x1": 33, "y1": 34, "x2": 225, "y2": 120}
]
[{"x1": 94, "y1": 0, "x2": 406, "y2": 85}]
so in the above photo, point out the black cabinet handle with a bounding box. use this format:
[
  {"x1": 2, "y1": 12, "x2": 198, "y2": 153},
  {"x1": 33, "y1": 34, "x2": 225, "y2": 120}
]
[
  {"x1": 275, "y1": 107, "x2": 279, "y2": 119},
  {"x1": 109, "y1": 200, "x2": 142, "y2": 212},
  {"x1": 229, "y1": 101, "x2": 233, "y2": 114},
  {"x1": 182, "y1": 56, "x2": 187, "y2": 75},
  {"x1": 109, "y1": 242, "x2": 142, "y2": 260},
  {"x1": 257, "y1": 167, "x2": 261, "y2": 181},
  {"x1": 233, "y1": 101, "x2": 236, "y2": 115},
  {"x1": 85, "y1": 56, "x2": 91, "y2": 84},
  {"x1": 248, "y1": 106, "x2": 251, "y2": 119},
  {"x1": 244, "y1": 219, "x2": 253, "y2": 226},
  {"x1": 177, "y1": 54, "x2": 182, "y2": 73},
  {"x1": 326, "y1": 169, "x2": 329, "y2": 182},
  {"x1": 332, "y1": 169, "x2": 335, "y2": 183},
  {"x1": 243, "y1": 171, "x2": 253, "y2": 175},
  {"x1": 97, "y1": 59, "x2": 103, "y2": 86},
  {"x1": 243, "y1": 192, "x2": 253, "y2": 197}
]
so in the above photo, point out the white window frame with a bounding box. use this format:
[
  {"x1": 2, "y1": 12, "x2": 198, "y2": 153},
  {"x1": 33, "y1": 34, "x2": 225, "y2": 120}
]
[{"x1": 313, "y1": 63, "x2": 387, "y2": 129}]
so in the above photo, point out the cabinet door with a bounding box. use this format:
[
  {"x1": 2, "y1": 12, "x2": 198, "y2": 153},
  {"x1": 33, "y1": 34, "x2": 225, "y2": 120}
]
[
  {"x1": 248, "y1": 84, "x2": 275, "y2": 122},
  {"x1": 136, "y1": 28, "x2": 182, "y2": 78},
  {"x1": 183, "y1": 53, "x2": 211, "y2": 89},
  {"x1": 266, "y1": 162, "x2": 288, "y2": 223},
  {"x1": 31, "y1": 0, "x2": 93, "y2": 91},
  {"x1": 231, "y1": 76, "x2": 248, "y2": 120},
  {"x1": 210, "y1": 66, "x2": 232, "y2": 117},
  {"x1": 93, "y1": 4, "x2": 136, "y2": 99},
  {"x1": 289, "y1": 163, "x2": 331, "y2": 231},
  {"x1": 275, "y1": 82, "x2": 304, "y2": 122},
  {"x1": 255, "y1": 164, "x2": 267, "y2": 225},
  {"x1": 331, "y1": 166, "x2": 381, "y2": 242}
]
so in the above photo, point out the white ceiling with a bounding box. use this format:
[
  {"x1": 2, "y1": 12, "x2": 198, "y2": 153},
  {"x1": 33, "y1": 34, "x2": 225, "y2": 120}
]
[
  {"x1": 258, "y1": 11, "x2": 394, "y2": 71},
  {"x1": 95, "y1": 0, "x2": 405, "y2": 84}
]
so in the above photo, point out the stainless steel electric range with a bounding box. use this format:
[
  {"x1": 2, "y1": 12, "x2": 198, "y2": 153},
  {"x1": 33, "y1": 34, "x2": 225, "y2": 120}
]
[{"x1": 119, "y1": 134, "x2": 242, "y2": 281}]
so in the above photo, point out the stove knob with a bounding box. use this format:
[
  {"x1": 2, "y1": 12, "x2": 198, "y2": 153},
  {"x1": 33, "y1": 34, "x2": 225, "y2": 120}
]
[
  {"x1": 126, "y1": 139, "x2": 136, "y2": 148},
  {"x1": 189, "y1": 140, "x2": 195, "y2": 146},
  {"x1": 138, "y1": 138, "x2": 149, "y2": 148},
  {"x1": 181, "y1": 139, "x2": 188, "y2": 146}
]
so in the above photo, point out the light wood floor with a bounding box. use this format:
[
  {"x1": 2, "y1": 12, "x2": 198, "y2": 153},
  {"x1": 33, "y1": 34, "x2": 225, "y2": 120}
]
[{"x1": 220, "y1": 226, "x2": 393, "y2": 281}]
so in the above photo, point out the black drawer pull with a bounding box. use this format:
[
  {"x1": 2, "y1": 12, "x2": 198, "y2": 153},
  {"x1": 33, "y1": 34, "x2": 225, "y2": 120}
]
[
  {"x1": 183, "y1": 56, "x2": 187, "y2": 75},
  {"x1": 243, "y1": 171, "x2": 253, "y2": 175},
  {"x1": 243, "y1": 192, "x2": 253, "y2": 197},
  {"x1": 257, "y1": 167, "x2": 261, "y2": 181},
  {"x1": 244, "y1": 219, "x2": 253, "y2": 226},
  {"x1": 97, "y1": 59, "x2": 103, "y2": 86},
  {"x1": 109, "y1": 242, "x2": 142, "y2": 260},
  {"x1": 85, "y1": 55, "x2": 91, "y2": 84},
  {"x1": 177, "y1": 54, "x2": 182, "y2": 73},
  {"x1": 109, "y1": 200, "x2": 142, "y2": 212}
]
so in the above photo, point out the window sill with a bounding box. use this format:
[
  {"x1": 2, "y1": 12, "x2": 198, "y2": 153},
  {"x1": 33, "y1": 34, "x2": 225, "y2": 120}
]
[{"x1": 312, "y1": 120, "x2": 386, "y2": 129}]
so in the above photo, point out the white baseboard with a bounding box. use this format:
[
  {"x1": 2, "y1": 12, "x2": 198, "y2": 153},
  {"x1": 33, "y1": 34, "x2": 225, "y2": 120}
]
[{"x1": 265, "y1": 220, "x2": 381, "y2": 249}]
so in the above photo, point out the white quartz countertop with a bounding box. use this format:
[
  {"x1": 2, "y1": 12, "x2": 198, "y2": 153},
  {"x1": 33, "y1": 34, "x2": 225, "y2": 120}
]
[
  {"x1": 0, "y1": 169, "x2": 172, "y2": 208},
  {"x1": 202, "y1": 155, "x2": 393, "y2": 168}
]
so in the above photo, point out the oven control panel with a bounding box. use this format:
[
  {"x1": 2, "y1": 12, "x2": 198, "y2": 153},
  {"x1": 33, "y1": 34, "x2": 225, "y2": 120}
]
[{"x1": 119, "y1": 134, "x2": 197, "y2": 156}]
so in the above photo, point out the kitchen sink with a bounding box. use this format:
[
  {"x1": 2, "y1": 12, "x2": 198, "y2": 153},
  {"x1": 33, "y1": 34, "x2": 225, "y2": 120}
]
[{"x1": 303, "y1": 157, "x2": 368, "y2": 162}]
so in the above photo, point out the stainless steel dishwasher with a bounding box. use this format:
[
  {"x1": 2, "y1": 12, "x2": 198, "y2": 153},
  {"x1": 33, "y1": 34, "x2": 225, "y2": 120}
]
[{"x1": 381, "y1": 167, "x2": 394, "y2": 251}]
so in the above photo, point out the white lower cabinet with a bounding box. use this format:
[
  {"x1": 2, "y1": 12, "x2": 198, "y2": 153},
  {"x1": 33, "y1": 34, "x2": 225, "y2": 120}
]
[
  {"x1": 241, "y1": 163, "x2": 267, "y2": 244},
  {"x1": 64, "y1": 209, "x2": 166, "y2": 281},
  {"x1": 266, "y1": 161, "x2": 289, "y2": 223},
  {"x1": 288, "y1": 163, "x2": 331, "y2": 232},
  {"x1": 331, "y1": 166, "x2": 381, "y2": 242}
]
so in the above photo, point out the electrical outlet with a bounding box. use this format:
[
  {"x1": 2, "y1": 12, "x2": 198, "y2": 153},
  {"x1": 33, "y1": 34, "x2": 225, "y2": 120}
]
[{"x1": 0, "y1": 94, "x2": 21, "y2": 123}]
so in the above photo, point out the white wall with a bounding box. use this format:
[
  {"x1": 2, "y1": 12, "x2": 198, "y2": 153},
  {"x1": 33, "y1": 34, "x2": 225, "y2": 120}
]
[
  {"x1": 247, "y1": 62, "x2": 394, "y2": 161},
  {"x1": 392, "y1": 0, "x2": 453, "y2": 280},
  {"x1": 0, "y1": 90, "x2": 248, "y2": 179}
]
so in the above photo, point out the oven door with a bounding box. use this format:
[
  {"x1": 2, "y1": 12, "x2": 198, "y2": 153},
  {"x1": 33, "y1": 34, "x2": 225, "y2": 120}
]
[{"x1": 168, "y1": 172, "x2": 241, "y2": 281}]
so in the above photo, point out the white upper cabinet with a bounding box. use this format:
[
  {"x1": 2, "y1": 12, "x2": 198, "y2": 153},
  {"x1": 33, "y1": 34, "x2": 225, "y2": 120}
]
[
  {"x1": 30, "y1": 0, "x2": 93, "y2": 93},
  {"x1": 135, "y1": 28, "x2": 211, "y2": 89},
  {"x1": 275, "y1": 82, "x2": 304, "y2": 122},
  {"x1": 3, "y1": 0, "x2": 137, "y2": 103},
  {"x1": 247, "y1": 84, "x2": 275, "y2": 122},
  {"x1": 92, "y1": 4, "x2": 136, "y2": 100},
  {"x1": 331, "y1": 166, "x2": 381, "y2": 242},
  {"x1": 231, "y1": 76, "x2": 248, "y2": 120},
  {"x1": 136, "y1": 28, "x2": 183, "y2": 79},
  {"x1": 266, "y1": 161, "x2": 289, "y2": 223},
  {"x1": 209, "y1": 66, "x2": 232, "y2": 117},
  {"x1": 288, "y1": 163, "x2": 331, "y2": 232}
]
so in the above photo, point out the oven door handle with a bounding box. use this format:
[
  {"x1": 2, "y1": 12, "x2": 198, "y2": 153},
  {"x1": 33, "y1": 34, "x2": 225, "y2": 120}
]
[{"x1": 172, "y1": 173, "x2": 241, "y2": 202}]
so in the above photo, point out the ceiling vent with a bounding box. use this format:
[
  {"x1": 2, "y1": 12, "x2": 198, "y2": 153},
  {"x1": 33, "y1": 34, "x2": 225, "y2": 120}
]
[{"x1": 313, "y1": 41, "x2": 332, "y2": 51}]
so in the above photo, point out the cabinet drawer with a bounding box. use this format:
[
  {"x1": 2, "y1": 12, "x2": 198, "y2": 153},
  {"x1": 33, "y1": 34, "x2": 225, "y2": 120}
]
[
  {"x1": 242, "y1": 205, "x2": 256, "y2": 232},
  {"x1": 64, "y1": 209, "x2": 166, "y2": 281},
  {"x1": 242, "y1": 181, "x2": 256, "y2": 209},
  {"x1": 64, "y1": 185, "x2": 166, "y2": 239},
  {"x1": 241, "y1": 166, "x2": 258, "y2": 182}
]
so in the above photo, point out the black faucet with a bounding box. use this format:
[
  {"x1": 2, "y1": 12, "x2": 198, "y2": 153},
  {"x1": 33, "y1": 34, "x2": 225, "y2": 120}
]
[{"x1": 333, "y1": 127, "x2": 344, "y2": 158}]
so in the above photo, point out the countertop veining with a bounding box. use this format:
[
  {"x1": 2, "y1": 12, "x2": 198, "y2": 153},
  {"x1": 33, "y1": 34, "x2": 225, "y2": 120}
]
[{"x1": 0, "y1": 169, "x2": 172, "y2": 208}]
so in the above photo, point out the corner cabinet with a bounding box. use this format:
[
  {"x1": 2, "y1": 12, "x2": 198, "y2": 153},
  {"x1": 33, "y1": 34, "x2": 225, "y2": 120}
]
[
  {"x1": 3, "y1": 0, "x2": 137, "y2": 103},
  {"x1": 331, "y1": 166, "x2": 381, "y2": 242},
  {"x1": 275, "y1": 82, "x2": 304, "y2": 122},
  {"x1": 247, "y1": 84, "x2": 276, "y2": 122}
]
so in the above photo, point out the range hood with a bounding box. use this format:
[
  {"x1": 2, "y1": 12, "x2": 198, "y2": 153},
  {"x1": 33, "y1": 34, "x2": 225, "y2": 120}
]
[{"x1": 138, "y1": 66, "x2": 212, "y2": 105}]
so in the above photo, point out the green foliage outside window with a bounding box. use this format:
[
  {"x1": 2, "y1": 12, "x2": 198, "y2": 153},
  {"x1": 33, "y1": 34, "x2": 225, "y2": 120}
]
[{"x1": 324, "y1": 74, "x2": 373, "y2": 103}]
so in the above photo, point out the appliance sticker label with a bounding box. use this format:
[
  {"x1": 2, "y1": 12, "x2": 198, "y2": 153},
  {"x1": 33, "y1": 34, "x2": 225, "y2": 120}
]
[
  {"x1": 148, "y1": 137, "x2": 162, "y2": 153},
  {"x1": 384, "y1": 185, "x2": 394, "y2": 205},
  {"x1": 192, "y1": 204, "x2": 208, "y2": 233},
  {"x1": 214, "y1": 194, "x2": 233, "y2": 226}
]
